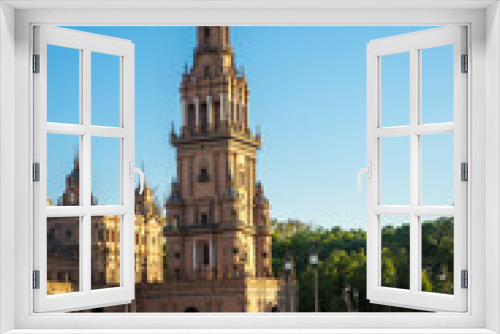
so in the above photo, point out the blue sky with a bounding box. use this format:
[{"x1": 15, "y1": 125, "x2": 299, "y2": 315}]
[{"x1": 47, "y1": 26, "x2": 454, "y2": 229}]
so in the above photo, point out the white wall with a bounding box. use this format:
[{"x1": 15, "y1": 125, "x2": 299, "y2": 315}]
[
  {"x1": 485, "y1": 2, "x2": 500, "y2": 333},
  {"x1": 0, "y1": 2, "x2": 16, "y2": 333}
]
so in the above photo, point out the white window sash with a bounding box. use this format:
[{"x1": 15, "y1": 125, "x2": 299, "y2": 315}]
[
  {"x1": 366, "y1": 26, "x2": 467, "y2": 312},
  {"x1": 33, "y1": 26, "x2": 136, "y2": 313}
]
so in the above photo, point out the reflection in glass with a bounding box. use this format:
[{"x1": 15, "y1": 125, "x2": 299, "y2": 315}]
[
  {"x1": 91, "y1": 136, "x2": 121, "y2": 205},
  {"x1": 47, "y1": 217, "x2": 80, "y2": 295},
  {"x1": 91, "y1": 52, "x2": 121, "y2": 127},
  {"x1": 381, "y1": 52, "x2": 410, "y2": 127},
  {"x1": 381, "y1": 215, "x2": 410, "y2": 290},
  {"x1": 381, "y1": 136, "x2": 410, "y2": 205},
  {"x1": 421, "y1": 45, "x2": 454, "y2": 124},
  {"x1": 47, "y1": 134, "x2": 80, "y2": 206},
  {"x1": 421, "y1": 133, "x2": 454, "y2": 206},
  {"x1": 421, "y1": 216, "x2": 454, "y2": 294},
  {"x1": 47, "y1": 45, "x2": 80, "y2": 124},
  {"x1": 92, "y1": 215, "x2": 120, "y2": 290}
]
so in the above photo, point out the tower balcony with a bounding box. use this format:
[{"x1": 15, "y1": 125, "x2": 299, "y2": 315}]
[
  {"x1": 164, "y1": 220, "x2": 258, "y2": 236},
  {"x1": 170, "y1": 122, "x2": 261, "y2": 149}
]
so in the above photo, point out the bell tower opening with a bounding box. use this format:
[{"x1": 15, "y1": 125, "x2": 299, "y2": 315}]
[{"x1": 197, "y1": 26, "x2": 230, "y2": 51}]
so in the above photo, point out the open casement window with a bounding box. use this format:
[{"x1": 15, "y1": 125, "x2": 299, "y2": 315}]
[
  {"x1": 33, "y1": 26, "x2": 139, "y2": 312},
  {"x1": 365, "y1": 26, "x2": 467, "y2": 312}
]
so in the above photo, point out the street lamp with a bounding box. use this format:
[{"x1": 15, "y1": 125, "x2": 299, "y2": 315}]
[
  {"x1": 284, "y1": 257, "x2": 293, "y2": 272},
  {"x1": 309, "y1": 248, "x2": 319, "y2": 312},
  {"x1": 284, "y1": 255, "x2": 293, "y2": 312}
]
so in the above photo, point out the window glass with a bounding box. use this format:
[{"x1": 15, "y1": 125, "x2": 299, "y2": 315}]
[
  {"x1": 421, "y1": 216, "x2": 454, "y2": 294},
  {"x1": 421, "y1": 133, "x2": 454, "y2": 206},
  {"x1": 47, "y1": 134, "x2": 80, "y2": 206},
  {"x1": 91, "y1": 137, "x2": 121, "y2": 205},
  {"x1": 381, "y1": 215, "x2": 410, "y2": 290},
  {"x1": 47, "y1": 217, "x2": 80, "y2": 295},
  {"x1": 381, "y1": 52, "x2": 410, "y2": 127},
  {"x1": 421, "y1": 45, "x2": 454, "y2": 124},
  {"x1": 47, "y1": 45, "x2": 80, "y2": 124},
  {"x1": 91, "y1": 52, "x2": 121, "y2": 127},
  {"x1": 381, "y1": 136, "x2": 410, "y2": 205},
  {"x1": 92, "y1": 215, "x2": 121, "y2": 290}
]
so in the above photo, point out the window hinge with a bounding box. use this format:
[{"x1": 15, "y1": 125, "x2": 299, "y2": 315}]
[
  {"x1": 461, "y1": 162, "x2": 468, "y2": 182},
  {"x1": 33, "y1": 270, "x2": 40, "y2": 289},
  {"x1": 461, "y1": 270, "x2": 468, "y2": 289},
  {"x1": 33, "y1": 54, "x2": 40, "y2": 73},
  {"x1": 33, "y1": 163, "x2": 40, "y2": 182},
  {"x1": 461, "y1": 54, "x2": 468, "y2": 73}
]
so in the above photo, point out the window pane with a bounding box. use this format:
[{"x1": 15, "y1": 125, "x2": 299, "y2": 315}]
[
  {"x1": 421, "y1": 216, "x2": 454, "y2": 294},
  {"x1": 91, "y1": 136, "x2": 121, "y2": 205},
  {"x1": 421, "y1": 45, "x2": 454, "y2": 124},
  {"x1": 381, "y1": 52, "x2": 410, "y2": 127},
  {"x1": 92, "y1": 215, "x2": 120, "y2": 290},
  {"x1": 91, "y1": 52, "x2": 121, "y2": 127},
  {"x1": 47, "y1": 133, "x2": 80, "y2": 206},
  {"x1": 47, "y1": 217, "x2": 80, "y2": 295},
  {"x1": 381, "y1": 215, "x2": 410, "y2": 290},
  {"x1": 381, "y1": 136, "x2": 410, "y2": 205},
  {"x1": 421, "y1": 133, "x2": 454, "y2": 206},
  {"x1": 47, "y1": 45, "x2": 80, "y2": 124}
]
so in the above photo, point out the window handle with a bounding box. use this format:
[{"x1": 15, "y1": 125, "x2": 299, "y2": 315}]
[
  {"x1": 129, "y1": 161, "x2": 145, "y2": 194},
  {"x1": 357, "y1": 161, "x2": 372, "y2": 195}
]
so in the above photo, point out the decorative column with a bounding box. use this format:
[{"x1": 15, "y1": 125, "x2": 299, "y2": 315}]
[
  {"x1": 220, "y1": 93, "x2": 225, "y2": 124},
  {"x1": 209, "y1": 235, "x2": 214, "y2": 268},
  {"x1": 193, "y1": 241, "x2": 198, "y2": 270},
  {"x1": 243, "y1": 102, "x2": 248, "y2": 130},
  {"x1": 181, "y1": 99, "x2": 186, "y2": 127},
  {"x1": 232, "y1": 94, "x2": 237, "y2": 126},
  {"x1": 207, "y1": 96, "x2": 213, "y2": 129},
  {"x1": 239, "y1": 102, "x2": 243, "y2": 130},
  {"x1": 194, "y1": 97, "x2": 200, "y2": 130},
  {"x1": 225, "y1": 94, "x2": 230, "y2": 126},
  {"x1": 245, "y1": 102, "x2": 249, "y2": 130}
]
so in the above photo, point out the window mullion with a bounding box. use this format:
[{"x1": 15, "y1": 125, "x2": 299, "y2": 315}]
[{"x1": 409, "y1": 47, "x2": 420, "y2": 293}]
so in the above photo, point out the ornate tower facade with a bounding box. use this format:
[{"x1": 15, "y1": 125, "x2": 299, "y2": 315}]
[
  {"x1": 166, "y1": 26, "x2": 272, "y2": 282},
  {"x1": 159, "y1": 26, "x2": 285, "y2": 312}
]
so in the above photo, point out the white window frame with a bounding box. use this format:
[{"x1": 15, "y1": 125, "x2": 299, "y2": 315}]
[
  {"x1": 366, "y1": 26, "x2": 467, "y2": 312},
  {"x1": 0, "y1": 1, "x2": 499, "y2": 333},
  {"x1": 33, "y1": 25, "x2": 136, "y2": 313}
]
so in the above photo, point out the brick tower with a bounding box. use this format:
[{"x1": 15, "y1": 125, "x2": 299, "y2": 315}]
[{"x1": 150, "y1": 26, "x2": 295, "y2": 313}]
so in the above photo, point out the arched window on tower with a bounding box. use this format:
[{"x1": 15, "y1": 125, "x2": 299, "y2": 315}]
[
  {"x1": 203, "y1": 27, "x2": 210, "y2": 45},
  {"x1": 214, "y1": 100, "x2": 220, "y2": 128},
  {"x1": 198, "y1": 168, "x2": 209, "y2": 183},
  {"x1": 187, "y1": 103, "x2": 195, "y2": 129},
  {"x1": 200, "y1": 213, "x2": 208, "y2": 225},
  {"x1": 203, "y1": 243, "x2": 210, "y2": 265},
  {"x1": 200, "y1": 102, "x2": 208, "y2": 132}
]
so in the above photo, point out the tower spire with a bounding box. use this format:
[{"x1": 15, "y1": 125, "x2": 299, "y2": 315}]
[{"x1": 197, "y1": 26, "x2": 230, "y2": 51}]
